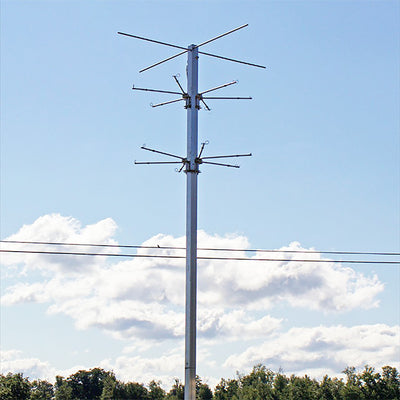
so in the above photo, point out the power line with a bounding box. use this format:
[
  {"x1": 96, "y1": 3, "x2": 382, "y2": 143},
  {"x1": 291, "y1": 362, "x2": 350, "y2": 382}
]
[
  {"x1": 1, "y1": 240, "x2": 398, "y2": 257},
  {"x1": 0, "y1": 249, "x2": 399, "y2": 264}
]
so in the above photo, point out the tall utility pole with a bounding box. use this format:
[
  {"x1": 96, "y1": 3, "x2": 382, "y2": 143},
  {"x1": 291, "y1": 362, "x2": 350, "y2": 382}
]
[
  {"x1": 118, "y1": 25, "x2": 265, "y2": 400},
  {"x1": 185, "y1": 44, "x2": 199, "y2": 400}
]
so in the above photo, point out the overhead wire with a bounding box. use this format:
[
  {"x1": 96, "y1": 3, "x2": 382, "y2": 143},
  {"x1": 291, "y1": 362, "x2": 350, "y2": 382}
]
[
  {"x1": 0, "y1": 240, "x2": 399, "y2": 257},
  {"x1": 0, "y1": 248, "x2": 399, "y2": 265}
]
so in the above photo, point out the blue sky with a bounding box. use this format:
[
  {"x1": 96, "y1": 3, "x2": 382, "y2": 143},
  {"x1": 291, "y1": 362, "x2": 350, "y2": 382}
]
[{"x1": 1, "y1": 0, "x2": 399, "y2": 388}]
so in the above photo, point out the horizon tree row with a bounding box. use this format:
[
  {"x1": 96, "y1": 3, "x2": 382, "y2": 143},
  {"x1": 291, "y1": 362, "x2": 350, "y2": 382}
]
[{"x1": 0, "y1": 364, "x2": 399, "y2": 399}]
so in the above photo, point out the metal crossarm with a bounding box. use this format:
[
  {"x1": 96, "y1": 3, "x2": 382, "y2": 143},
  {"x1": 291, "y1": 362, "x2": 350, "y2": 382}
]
[
  {"x1": 139, "y1": 50, "x2": 188, "y2": 73},
  {"x1": 132, "y1": 86, "x2": 182, "y2": 95},
  {"x1": 119, "y1": 24, "x2": 265, "y2": 74},
  {"x1": 151, "y1": 98, "x2": 186, "y2": 108},
  {"x1": 194, "y1": 24, "x2": 248, "y2": 49},
  {"x1": 200, "y1": 160, "x2": 240, "y2": 168},
  {"x1": 119, "y1": 23, "x2": 264, "y2": 400},
  {"x1": 134, "y1": 161, "x2": 183, "y2": 165},
  {"x1": 117, "y1": 31, "x2": 187, "y2": 50},
  {"x1": 173, "y1": 75, "x2": 186, "y2": 94},
  {"x1": 197, "y1": 51, "x2": 266, "y2": 69},
  {"x1": 140, "y1": 146, "x2": 184, "y2": 160},
  {"x1": 202, "y1": 96, "x2": 252, "y2": 100},
  {"x1": 201, "y1": 153, "x2": 252, "y2": 160},
  {"x1": 198, "y1": 80, "x2": 237, "y2": 96},
  {"x1": 197, "y1": 141, "x2": 208, "y2": 158}
]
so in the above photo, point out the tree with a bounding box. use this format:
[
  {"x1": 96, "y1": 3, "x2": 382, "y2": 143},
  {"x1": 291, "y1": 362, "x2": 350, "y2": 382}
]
[
  {"x1": 214, "y1": 378, "x2": 239, "y2": 400},
  {"x1": 380, "y1": 365, "x2": 400, "y2": 399},
  {"x1": 359, "y1": 365, "x2": 381, "y2": 399},
  {"x1": 167, "y1": 379, "x2": 184, "y2": 400},
  {"x1": 149, "y1": 380, "x2": 166, "y2": 400},
  {"x1": 342, "y1": 366, "x2": 365, "y2": 400},
  {"x1": 66, "y1": 368, "x2": 111, "y2": 400},
  {"x1": 287, "y1": 375, "x2": 319, "y2": 400},
  {"x1": 0, "y1": 373, "x2": 31, "y2": 400},
  {"x1": 100, "y1": 375, "x2": 116, "y2": 400},
  {"x1": 54, "y1": 376, "x2": 72, "y2": 400},
  {"x1": 30, "y1": 379, "x2": 54, "y2": 400},
  {"x1": 238, "y1": 364, "x2": 275, "y2": 400},
  {"x1": 273, "y1": 373, "x2": 289, "y2": 399},
  {"x1": 121, "y1": 381, "x2": 149, "y2": 399},
  {"x1": 318, "y1": 375, "x2": 344, "y2": 400}
]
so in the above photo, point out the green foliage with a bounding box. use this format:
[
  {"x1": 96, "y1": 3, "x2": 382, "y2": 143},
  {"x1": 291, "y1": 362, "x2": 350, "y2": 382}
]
[
  {"x1": 318, "y1": 375, "x2": 344, "y2": 400},
  {"x1": 100, "y1": 375, "x2": 116, "y2": 400},
  {"x1": 287, "y1": 374, "x2": 319, "y2": 400},
  {"x1": 54, "y1": 376, "x2": 73, "y2": 400},
  {"x1": 196, "y1": 376, "x2": 213, "y2": 400},
  {"x1": 214, "y1": 378, "x2": 240, "y2": 400},
  {"x1": 238, "y1": 364, "x2": 275, "y2": 400},
  {"x1": 167, "y1": 378, "x2": 184, "y2": 400},
  {"x1": 0, "y1": 373, "x2": 31, "y2": 400},
  {"x1": 149, "y1": 380, "x2": 166, "y2": 400},
  {"x1": 122, "y1": 381, "x2": 149, "y2": 399},
  {"x1": 273, "y1": 373, "x2": 289, "y2": 399},
  {"x1": 29, "y1": 380, "x2": 54, "y2": 400},
  {"x1": 65, "y1": 367, "x2": 112, "y2": 400},
  {"x1": 1, "y1": 364, "x2": 399, "y2": 400}
]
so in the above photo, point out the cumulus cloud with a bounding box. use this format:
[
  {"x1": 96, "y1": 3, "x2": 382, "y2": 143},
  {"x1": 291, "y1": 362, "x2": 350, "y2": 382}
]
[
  {"x1": 1, "y1": 214, "x2": 397, "y2": 386},
  {"x1": 224, "y1": 324, "x2": 400, "y2": 376},
  {"x1": 1, "y1": 214, "x2": 118, "y2": 274},
  {"x1": 1, "y1": 350, "x2": 56, "y2": 381},
  {"x1": 1, "y1": 214, "x2": 385, "y2": 342},
  {"x1": 0, "y1": 348, "x2": 199, "y2": 389},
  {"x1": 0, "y1": 349, "x2": 89, "y2": 383}
]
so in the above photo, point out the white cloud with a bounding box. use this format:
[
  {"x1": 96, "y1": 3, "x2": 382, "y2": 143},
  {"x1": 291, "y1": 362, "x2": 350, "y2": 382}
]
[
  {"x1": 1, "y1": 214, "x2": 119, "y2": 274},
  {"x1": 100, "y1": 350, "x2": 183, "y2": 388},
  {"x1": 1, "y1": 214, "x2": 385, "y2": 343},
  {"x1": 3, "y1": 322, "x2": 399, "y2": 387},
  {"x1": 224, "y1": 324, "x2": 400, "y2": 376},
  {"x1": 0, "y1": 349, "x2": 88, "y2": 383},
  {"x1": 1, "y1": 350, "x2": 56, "y2": 381}
]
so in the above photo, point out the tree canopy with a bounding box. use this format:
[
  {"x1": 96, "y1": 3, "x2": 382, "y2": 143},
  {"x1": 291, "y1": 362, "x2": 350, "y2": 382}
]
[{"x1": 0, "y1": 364, "x2": 399, "y2": 400}]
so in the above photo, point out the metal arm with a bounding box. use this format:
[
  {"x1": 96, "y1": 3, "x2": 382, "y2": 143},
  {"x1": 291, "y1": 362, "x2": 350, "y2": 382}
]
[
  {"x1": 151, "y1": 98, "x2": 186, "y2": 108},
  {"x1": 134, "y1": 161, "x2": 183, "y2": 165},
  {"x1": 120, "y1": 24, "x2": 265, "y2": 73},
  {"x1": 173, "y1": 75, "x2": 186, "y2": 95},
  {"x1": 198, "y1": 81, "x2": 237, "y2": 96},
  {"x1": 201, "y1": 153, "x2": 252, "y2": 160},
  {"x1": 200, "y1": 160, "x2": 240, "y2": 168},
  {"x1": 140, "y1": 146, "x2": 184, "y2": 160},
  {"x1": 194, "y1": 24, "x2": 248, "y2": 48},
  {"x1": 132, "y1": 86, "x2": 182, "y2": 95},
  {"x1": 140, "y1": 50, "x2": 188, "y2": 73},
  {"x1": 118, "y1": 31, "x2": 187, "y2": 50},
  {"x1": 201, "y1": 96, "x2": 252, "y2": 100}
]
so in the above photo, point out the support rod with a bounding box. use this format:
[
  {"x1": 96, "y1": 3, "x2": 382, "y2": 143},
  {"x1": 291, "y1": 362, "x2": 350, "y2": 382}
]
[
  {"x1": 202, "y1": 96, "x2": 252, "y2": 100},
  {"x1": 132, "y1": 86, "x2": 182, "y2": 95},
  {"x1": 195, "y1": 24, "x2": 248, "y2": 49},
  {"x1": 140, "y1": 146, "x2": 184, "y2": 160},
  {"x1": 198, "y1": 80, "x2": 237, "y2": 96},
  {"x1": 117, "y1": 31, "x2": 188, "y2": 51},
  {"x1": 201, "y1": 160, "x2": 239, "y2": 168},
  {"x1": 201, "y1": 153, "x2": 252, "y2": 160},
  {"x1": 151, "y1": 98, "x2": 185, "y2": 108},
  {"x1": 184, "y1": 44, "x2": 198, "y2": 400}
]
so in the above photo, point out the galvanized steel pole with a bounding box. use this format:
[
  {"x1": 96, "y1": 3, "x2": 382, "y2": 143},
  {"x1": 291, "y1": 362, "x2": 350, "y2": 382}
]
[
  {"x1": 118, "y1": 26, "x2": 263, "y2": 400},
  {"x1": 184, "y1": 44, "x2": 199, "y2": 400}
]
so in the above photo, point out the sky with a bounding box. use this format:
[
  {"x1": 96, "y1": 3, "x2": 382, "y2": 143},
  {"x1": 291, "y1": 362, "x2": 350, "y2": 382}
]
[{"x1": 1, "y1": 0, "x2": 399, "y2": 389}]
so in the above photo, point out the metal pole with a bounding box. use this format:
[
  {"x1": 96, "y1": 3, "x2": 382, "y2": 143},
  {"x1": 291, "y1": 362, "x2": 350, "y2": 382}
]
[{"x1": 184, "y1": 44, "x2": 198, "y2": 400}]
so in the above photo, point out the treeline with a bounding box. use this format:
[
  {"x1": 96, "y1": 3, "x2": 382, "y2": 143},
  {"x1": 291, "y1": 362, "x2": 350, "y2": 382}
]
[{"x1": 1, "y1": 364, "x2": 399, "y2": 399}]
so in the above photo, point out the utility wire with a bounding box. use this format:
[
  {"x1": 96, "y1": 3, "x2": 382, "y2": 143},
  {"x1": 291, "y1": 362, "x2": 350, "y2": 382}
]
[
  {"x1": 0, "y1": 249, "x2": 399, "y2": 264},
  {"x1": 1, "y1": 240, "x2": 398, "y2": 257}
]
